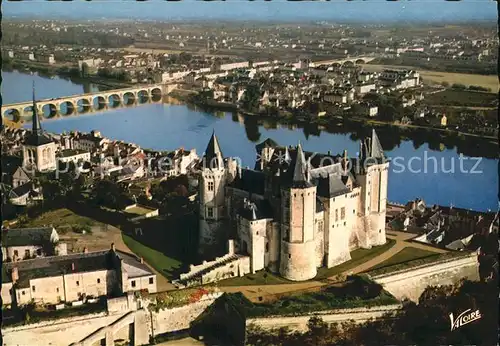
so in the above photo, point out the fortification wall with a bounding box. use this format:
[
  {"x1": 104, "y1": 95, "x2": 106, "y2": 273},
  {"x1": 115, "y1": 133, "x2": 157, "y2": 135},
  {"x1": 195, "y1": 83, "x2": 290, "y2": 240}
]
[
  {"x1": 2, "y1": 292, "x2": 223, "y2": 346},
  {"x1": 152, "y1": 293, "x2": 223, "y2": 335},
  {"x1": 2, "y1": 312, "x2": 121, "y2": 346},
  {"x1": 246, "y1": 304, "x2": 402, "y2": 333},
  {"x1": 370, "y1": 254, "x2": 479, "y2": 302}
]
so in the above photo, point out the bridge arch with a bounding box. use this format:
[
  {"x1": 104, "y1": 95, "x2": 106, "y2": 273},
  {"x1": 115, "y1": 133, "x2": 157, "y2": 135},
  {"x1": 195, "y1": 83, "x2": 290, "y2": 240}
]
[
  {"x1": 342, "y1": 60, "x2": 355, "y2": 67},
  {"x1": 23, "y1": 105, "x2": 36, "y2": 121},
  {"x1": 108, "y1": 94, "x2": 121, "y2": 108},
  {"x1": 150, "y1": 87, "x2": 162, "y2": 102},
  {"x1": 41, "y1": 104, "x2": 58, "y2": 118},
  {"x1": 3, "y1": 108, "x2": 21, "y2": 122},
  {"x1": 77, "y1": 98, "x2": 92, "y2": 114},
  {"x1": 355, "y1": 58, "x2": 366, "y2": 65},
  {"x1": 137, "y1": 90, "x2": 150, "y2": 104},
  {"x1": 93, "y1": 96, "x2": 107, "y2": 111},
  {"x1": 60, "y1": 101, "x2": 76, "y2": 116},
  {"x1": 123, "y1": 92, "x2": 137, "y2": 106}
]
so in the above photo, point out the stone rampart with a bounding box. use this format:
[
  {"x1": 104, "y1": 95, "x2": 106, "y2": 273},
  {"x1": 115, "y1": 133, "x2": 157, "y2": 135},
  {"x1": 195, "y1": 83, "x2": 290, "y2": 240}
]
[
  {"x1": 369, "y1": 253, "x2": 479, "y2": 302},
  {"x1": 246, "y1": 304, "x2": 402, "y2": 333}
]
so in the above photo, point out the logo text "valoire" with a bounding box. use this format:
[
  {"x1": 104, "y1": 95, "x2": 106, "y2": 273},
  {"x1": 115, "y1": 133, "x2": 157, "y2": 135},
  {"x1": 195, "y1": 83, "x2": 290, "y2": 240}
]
[{"x1": 449, "y1": 309, "x2": 482, "y2": 331}]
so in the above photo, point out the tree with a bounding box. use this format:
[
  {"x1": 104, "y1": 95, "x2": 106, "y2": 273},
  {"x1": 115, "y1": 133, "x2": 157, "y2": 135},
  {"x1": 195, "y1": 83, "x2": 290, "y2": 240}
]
[{"x1": 241, "y1": 84, "x2": 261, "y2": 112}]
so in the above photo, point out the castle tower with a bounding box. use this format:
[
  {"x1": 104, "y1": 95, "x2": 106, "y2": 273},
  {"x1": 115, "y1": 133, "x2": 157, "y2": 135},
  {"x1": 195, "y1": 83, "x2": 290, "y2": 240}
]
[
  {"x1": 198, "y1": 131, "x2": 228, "y2": 257},
  {"x1": 22, "y1": 82, "x2": 57, "y2": 173},
  {"x1": 279, "y1": 143, "x2": 318, "y2": 281},
  {"x1": 357, "y1": 130, "x2": 389, "y2": 247}
]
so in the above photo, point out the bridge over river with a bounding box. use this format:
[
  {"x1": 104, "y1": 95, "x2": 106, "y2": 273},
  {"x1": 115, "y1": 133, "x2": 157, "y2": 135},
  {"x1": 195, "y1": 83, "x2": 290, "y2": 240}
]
[{"x1": 2, "y1": 83, "x2": 179, "y2": 122}]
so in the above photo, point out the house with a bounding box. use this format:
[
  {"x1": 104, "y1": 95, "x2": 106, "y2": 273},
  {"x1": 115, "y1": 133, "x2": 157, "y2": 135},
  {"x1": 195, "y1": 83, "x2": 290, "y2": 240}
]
[
  {"x1": 355, "y1": 82, "x2": 376, "y2": 95},
  {"x1": 184, "y1": 71, "x2": 196, "y2": 85},
  {"x1": 360, "y1": 103, "x2": 378, "y2": 117},
  {"x1": 1, "y1": 245, "x2": 157, "y2": 307},
  {"x1": 58, "y1": 149, "x2": 91, "y2": 164},
  {"x1": 8, "y1": 182, "x2": 44, "y2": 207},
  {"x1": 73, "y1": 131, "x2": 107, "y2": 152},
  {"x1": 324, "y1": 91, "x2": 347, "y2": 104},
  {"x1": 1, "y1": 155, "x2": 31, "y2": 188},
  {"x1": 1, "y1": 227, "x2": 67, "y2": 262}
]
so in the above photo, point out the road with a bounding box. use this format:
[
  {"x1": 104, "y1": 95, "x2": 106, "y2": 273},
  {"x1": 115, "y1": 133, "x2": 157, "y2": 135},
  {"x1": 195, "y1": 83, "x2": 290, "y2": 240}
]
[{"x1": 218, "y1": 230, "x2": 447, "y2": 302}]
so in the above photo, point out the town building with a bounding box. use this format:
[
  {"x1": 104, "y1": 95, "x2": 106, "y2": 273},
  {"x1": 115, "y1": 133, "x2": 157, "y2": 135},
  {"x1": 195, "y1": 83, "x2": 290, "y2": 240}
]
[
  {"x1": 1, "y1": 245, "x2": 157, "y2": 307},
  {"x1": 190, "y1": 130, "x2": 389, "y2": 283},
  {"x1": 1, "y1": 227, "x2": 67, "y2": 262},
  {"x1": 22, "y1": 86, "x2": 57, "y2": 173},
  {"x1": 58, "y1": 149, "x2": 91, "y2": 164}
]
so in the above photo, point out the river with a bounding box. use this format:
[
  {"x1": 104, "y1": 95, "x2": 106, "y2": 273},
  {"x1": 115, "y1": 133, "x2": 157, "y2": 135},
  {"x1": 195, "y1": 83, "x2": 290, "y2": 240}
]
[{"x1": 2, "y1": 70, "x2": 498, "y2": 212}]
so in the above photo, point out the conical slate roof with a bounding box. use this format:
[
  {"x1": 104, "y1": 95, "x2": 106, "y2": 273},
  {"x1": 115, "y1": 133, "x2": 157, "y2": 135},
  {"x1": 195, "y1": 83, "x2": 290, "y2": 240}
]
[
  {"x1": 203, "y1": 130, "x2": 224, "y2": 169},
  {"x1": 371, "y1": 129, "x2": 384, "y2": 159},
  {"x1": 292, "y1": 142, "x2": 313, "y2": 188}
]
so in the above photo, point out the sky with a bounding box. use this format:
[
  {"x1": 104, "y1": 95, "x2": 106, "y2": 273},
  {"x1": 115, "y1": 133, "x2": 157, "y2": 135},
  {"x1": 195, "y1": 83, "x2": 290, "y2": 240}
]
[{"x1": 2, "y1": 0, "x2": 497, "y2": 23}]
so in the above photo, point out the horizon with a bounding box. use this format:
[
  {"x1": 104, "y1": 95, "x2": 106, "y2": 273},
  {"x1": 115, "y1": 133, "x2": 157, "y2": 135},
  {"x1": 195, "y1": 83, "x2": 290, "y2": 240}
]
[{"x1": 3, "y1": 0, "x2": 497, "y2": 23}]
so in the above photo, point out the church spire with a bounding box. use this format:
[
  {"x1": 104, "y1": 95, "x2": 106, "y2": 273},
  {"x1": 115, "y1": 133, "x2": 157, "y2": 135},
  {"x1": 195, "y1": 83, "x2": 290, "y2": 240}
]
[{"x1": 32, "y1": 81, "x2": 43, "y2": 136}]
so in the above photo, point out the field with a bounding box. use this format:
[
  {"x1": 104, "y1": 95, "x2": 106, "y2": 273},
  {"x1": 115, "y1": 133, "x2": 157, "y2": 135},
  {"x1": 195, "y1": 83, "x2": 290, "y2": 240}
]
[
  {"x1": 361, "y1": 64, "x2": 499, "y2": 92},
  {"x1": 15, "y1": 208, "x2": 103, "y2": 229},
  {"x1": 424, "y1": 89, "x2": 498, "y2": 107}
]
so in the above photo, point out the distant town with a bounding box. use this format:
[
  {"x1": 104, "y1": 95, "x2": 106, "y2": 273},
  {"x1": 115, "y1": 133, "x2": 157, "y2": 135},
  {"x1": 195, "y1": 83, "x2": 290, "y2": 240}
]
[{"x1": 1, "y1": 16, "x2": 499, "y2": 346}]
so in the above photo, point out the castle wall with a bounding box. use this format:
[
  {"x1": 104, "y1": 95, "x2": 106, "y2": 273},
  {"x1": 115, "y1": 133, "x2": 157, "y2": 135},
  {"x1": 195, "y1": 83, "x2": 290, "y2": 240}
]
[
  {"x1": 239, "y1": 218, "x2": 268, "y2": 273},
  {"x1": 280, "y1": 240, "x2": 317, "y2": 281},
  {"x1": 314, "y1": 211, "x2": 325, "y2": 268},
  {"x1": 370, "y1": 254, "x2": 479, "y2": 302},
  {"x1": 323, "y1": 188, "x2": 362, "y2": 268},
  {"x1": 279, "y1": 186, "x2": 318, "y2": 281},
  {"x1": 266, "y1": 222, "x2": 280, "y2": 273}
]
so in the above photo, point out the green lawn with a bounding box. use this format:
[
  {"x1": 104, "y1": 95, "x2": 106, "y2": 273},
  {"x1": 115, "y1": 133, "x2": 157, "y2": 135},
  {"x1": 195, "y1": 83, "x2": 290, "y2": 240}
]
[
  {"x1": 122, "y1": 233, "x2": 184, "y2": 280},
  {"x1": 369, "y1": 247, "x2": 438, "y2": 271},
  {"x1": 366, "y1": 250, "x2": 469, "y2": 277},
  {"x1": 219, "y1": 239, "x2": 397, "y2": 286},
  {"x1": 315, "y1": 239, "x2": 397, "y2": 279}
]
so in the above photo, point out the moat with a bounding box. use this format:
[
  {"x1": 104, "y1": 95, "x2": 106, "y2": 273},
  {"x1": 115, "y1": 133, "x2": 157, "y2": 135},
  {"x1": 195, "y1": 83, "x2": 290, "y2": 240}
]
[{"x1": 3, "y1": 70, "x2": 498, "y2": 211}]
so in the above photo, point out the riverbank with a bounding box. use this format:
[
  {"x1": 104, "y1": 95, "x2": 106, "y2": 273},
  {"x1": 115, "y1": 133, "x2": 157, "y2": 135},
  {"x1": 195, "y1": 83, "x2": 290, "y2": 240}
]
[
  {"x1": 3, "y1": 62, "x2": 133, "y2": 90},
  {"x1": 187, "y1": 96, "x2": 498, "y2": 160}
]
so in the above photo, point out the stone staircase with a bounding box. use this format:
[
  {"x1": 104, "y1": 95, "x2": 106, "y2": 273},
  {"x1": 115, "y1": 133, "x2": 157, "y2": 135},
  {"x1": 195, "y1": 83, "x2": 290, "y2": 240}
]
[{"x1": 174, "y1": 254, "x2": 242, "y2": 288}]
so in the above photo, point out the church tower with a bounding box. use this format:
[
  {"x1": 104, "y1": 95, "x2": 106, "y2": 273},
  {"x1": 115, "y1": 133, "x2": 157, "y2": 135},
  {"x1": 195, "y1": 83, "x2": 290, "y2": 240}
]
[
  {"x1": 22, "y1": 83, "x2": 57, "y2": 173},
  {"x1": 279, "y1": 143, "x2": 318, "y2": 281},
  {"x1": 198, "y1": 131, "x2": 229, "y2": 257},
  {"x1": 356, "y1": 130, "x2": 389, "y2": 247}
]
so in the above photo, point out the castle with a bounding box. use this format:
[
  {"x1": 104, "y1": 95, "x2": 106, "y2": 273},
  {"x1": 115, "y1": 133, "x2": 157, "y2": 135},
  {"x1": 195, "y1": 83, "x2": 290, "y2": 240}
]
[{"x1": 196, "y1": 129, "x2": 389, "y2": 282}]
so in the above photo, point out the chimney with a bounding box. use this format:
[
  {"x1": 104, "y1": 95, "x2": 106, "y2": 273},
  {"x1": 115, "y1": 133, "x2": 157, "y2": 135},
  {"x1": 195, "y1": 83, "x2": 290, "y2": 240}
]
[
  {"x1": 111, "y1": 243, "x2": 116, "y2": 252},
  {"x1": 11, "y1": 267, "x2": 19, "y2": 284},
  {"x1": 83, "y1": 247, "x2": 88, "y2": 254},
  {"x1": 71, "y1": 262, "x2": 75, "y2": 271}
]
